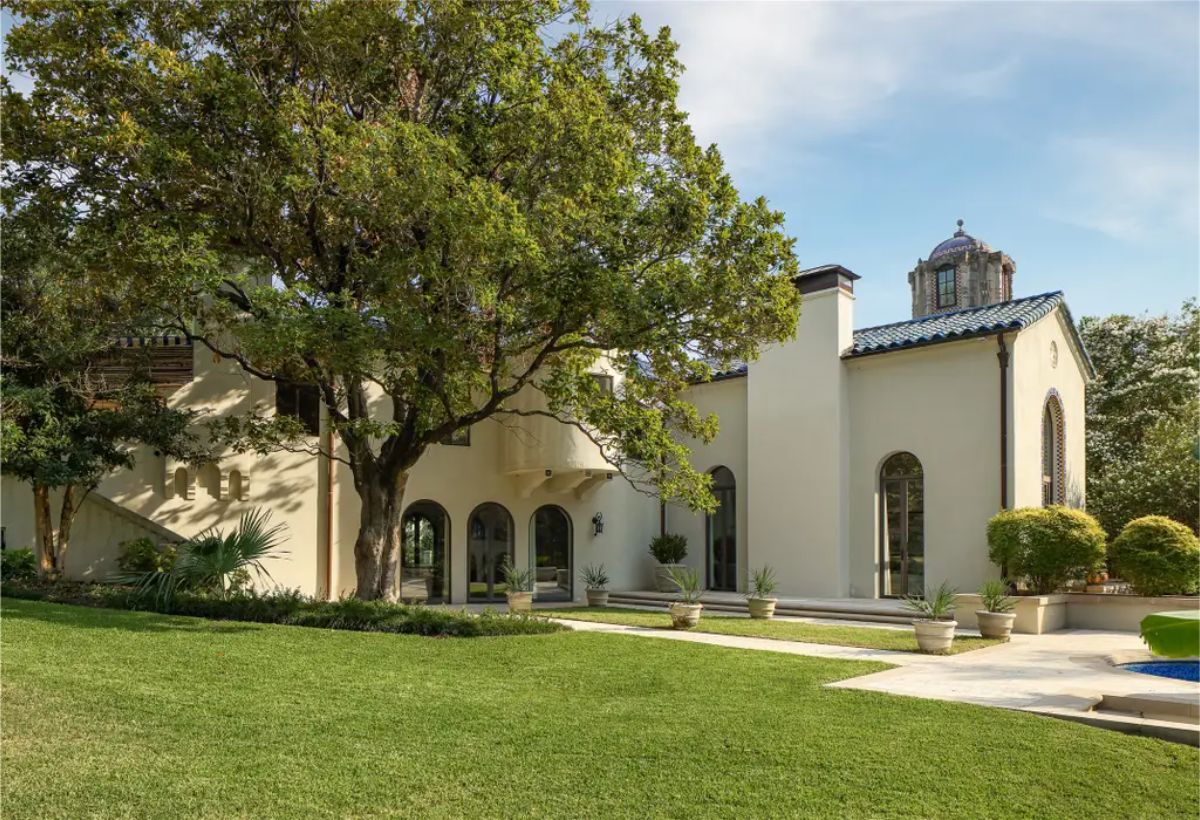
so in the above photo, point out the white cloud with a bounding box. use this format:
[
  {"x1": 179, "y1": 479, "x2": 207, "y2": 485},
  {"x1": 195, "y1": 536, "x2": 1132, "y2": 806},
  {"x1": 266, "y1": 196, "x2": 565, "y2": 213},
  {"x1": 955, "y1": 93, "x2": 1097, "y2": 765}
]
[{"x1": 1041, "y1": 137, "x2": 1199, "y2": 241}]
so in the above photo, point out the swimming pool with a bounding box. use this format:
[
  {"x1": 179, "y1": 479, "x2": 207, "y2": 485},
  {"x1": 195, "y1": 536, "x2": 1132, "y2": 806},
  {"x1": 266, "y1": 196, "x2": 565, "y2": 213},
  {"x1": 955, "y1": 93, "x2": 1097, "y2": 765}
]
[{"x1": 1120, "y1": 661, "x2": 1200, "y2": 683}]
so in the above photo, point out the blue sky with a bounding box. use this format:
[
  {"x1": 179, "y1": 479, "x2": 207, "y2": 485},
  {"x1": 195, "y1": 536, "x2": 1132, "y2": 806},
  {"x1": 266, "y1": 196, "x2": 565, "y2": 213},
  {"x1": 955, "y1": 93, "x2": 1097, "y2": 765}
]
[
  {"x1": 602, "y1": 1, "x2": 1199, "y2": 327},
  {"x1": 6, "y1": 4, "x2": 1196, "y2": 329}
]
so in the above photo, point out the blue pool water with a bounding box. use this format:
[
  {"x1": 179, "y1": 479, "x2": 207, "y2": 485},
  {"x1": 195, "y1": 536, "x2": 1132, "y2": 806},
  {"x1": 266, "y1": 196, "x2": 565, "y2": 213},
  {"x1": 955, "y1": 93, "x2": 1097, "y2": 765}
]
[{"x1": 1120, "y1": 661, "x2": 1200, "y2": 683}]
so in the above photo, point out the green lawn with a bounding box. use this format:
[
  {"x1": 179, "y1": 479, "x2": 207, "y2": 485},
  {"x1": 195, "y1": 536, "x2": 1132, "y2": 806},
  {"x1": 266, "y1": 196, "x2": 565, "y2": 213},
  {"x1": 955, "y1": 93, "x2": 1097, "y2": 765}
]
[
  {"x1": 539, "y1": 606, "x2": 1004, "y2": 654},
  {"x1": 3, "y1": 600, "x2": 1196, "y2": 818}
]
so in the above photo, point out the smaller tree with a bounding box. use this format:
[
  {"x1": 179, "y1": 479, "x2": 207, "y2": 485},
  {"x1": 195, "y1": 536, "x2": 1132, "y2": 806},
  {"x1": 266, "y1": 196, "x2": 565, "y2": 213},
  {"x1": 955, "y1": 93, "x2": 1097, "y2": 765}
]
[
  {"x1": 1109, "y1": 516, "x2": 1200, "y2": 597},
  {"x1": 0, "y1": 227, "x2": 207, "y2": 579},
  {"x1": 987, "y1": 506, "x2": 1107, "y2": 594}
]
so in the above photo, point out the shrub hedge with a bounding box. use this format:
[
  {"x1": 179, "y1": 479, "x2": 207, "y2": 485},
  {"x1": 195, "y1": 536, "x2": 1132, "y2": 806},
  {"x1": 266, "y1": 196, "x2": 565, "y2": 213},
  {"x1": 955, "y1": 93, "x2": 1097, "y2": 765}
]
[
  {"x1": 1, "y1": 548, "x2": 38, "y2": 582},
  {"x1": 987, "y1": 506, "x2": 1106, "y2": 594},
  {"x1": 0, "y1": 581, "x2": 566, "y2": 638},
  {"x1": 1108, "y1": 516, "x2": 1200, "y2": 596}
]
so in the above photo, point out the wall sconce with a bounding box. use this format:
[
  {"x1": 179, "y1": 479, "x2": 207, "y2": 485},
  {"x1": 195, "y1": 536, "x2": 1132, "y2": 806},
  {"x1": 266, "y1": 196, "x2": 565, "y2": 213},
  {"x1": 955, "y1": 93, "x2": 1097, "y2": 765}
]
[{"x1": 591, "y1": 512, "x2": 604, "y2": 536}]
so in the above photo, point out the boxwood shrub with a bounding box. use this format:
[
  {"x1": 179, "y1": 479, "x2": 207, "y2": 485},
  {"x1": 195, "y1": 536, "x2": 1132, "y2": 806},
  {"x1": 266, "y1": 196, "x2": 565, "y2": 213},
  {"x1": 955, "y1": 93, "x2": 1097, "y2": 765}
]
[
  {"x1": 0, "y1": 581, "x2": 566, "y2": 638},
  {"x1": 1108, "y1": 516, "x2": 1200, "y2": 596},
  {"x1": 987, "y1": 506, "x2": 1106, "y2": 594}
]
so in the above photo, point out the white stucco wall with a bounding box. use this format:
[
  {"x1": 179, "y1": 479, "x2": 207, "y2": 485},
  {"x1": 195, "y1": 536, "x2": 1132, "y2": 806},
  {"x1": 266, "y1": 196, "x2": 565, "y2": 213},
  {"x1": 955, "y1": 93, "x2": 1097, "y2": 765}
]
[
  {"x1": 665, "y1": 376, "x2": 749, "y2": 589},
  {"x1": 746, "y1": 285, "x2": 854, "y2": 596},
  {"x1": 1010, "y1": 310, "x2": 1089, "y2": 509},
  {"x1": 846, "y1": 336, "x2": 1005, "y2": 598}
]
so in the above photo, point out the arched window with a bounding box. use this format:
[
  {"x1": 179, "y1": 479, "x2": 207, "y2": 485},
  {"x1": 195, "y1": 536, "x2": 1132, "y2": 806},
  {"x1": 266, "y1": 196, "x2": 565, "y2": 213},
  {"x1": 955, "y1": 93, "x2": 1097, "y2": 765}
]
[
  {"x1": 173, "y1": 467, "x2": 190, "y2": 498},
  {"x1": 706, "y1": 467, "x2": 737, "y2": 591},
  {"x1": 880, "y1": 453, "x2": 924, "y2": 598},
  {"x1": 1042, "y1": 394, "x2": 1065, "y2": 506},
  {"x1": 228, "y1": 470, "x2": 243, "y2": 501}
]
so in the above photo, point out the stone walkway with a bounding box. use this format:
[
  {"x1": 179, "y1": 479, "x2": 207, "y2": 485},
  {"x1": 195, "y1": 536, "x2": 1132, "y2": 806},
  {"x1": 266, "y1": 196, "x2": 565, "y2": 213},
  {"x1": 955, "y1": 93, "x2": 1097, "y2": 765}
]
[{"x1": 547, "y1": 617, "x2": 1200, "y2": 744}]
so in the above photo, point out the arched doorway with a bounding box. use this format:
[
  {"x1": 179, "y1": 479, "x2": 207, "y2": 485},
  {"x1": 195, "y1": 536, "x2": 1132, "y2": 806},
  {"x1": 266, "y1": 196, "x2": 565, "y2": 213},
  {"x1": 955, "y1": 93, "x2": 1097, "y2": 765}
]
[
  {"x1": 706, "y1": 466, "x2": 737, "y2": 591},
  {"x1": 467, "y1": 503, "x2": 514, "y2": 602},
  {"x1": 1042, "y1": 394, "x2": 1065, "y2": 506},
  {"x1": 879, "y1": 452, "x2": 924, "y2": 598},
  {"x1": 401, "y1": 501, "x2": 450, "y2": 603},
  {"x1": 530, "y1": 506, "x2": 572, "y2": 602}
]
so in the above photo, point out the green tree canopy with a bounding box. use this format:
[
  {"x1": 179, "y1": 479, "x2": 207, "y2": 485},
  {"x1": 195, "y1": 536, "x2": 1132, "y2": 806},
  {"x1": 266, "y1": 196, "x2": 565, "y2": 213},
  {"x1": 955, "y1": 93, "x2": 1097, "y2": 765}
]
[
  {"x1": 3, "y1": 1, "x2": 801, "y2": 597},
  {"x1": 1079, "y1": 300, "x2": 1199, "y2": 538},
  {"x1": 1, "y1": 220, "x2": 206, "y2": 578}
]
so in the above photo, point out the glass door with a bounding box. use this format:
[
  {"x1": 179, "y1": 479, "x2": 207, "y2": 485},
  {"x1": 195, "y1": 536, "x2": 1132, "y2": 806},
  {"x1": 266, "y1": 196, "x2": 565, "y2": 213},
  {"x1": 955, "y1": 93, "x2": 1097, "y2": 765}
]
[
  {"x1": 707, "y1": 467, "x2": 737, "y2": 591},
  {"x1": 880, "y1": 453, "x2": 924, "y2": 597},
  {"x1": 467, "y1": 503, "x2": 514, "y2": 602}
]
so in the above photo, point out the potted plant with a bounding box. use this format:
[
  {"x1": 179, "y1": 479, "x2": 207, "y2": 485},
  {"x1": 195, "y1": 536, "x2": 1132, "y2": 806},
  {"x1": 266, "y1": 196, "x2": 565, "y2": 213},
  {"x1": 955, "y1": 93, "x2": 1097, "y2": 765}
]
[
  {"x1": 580, "y1": 564, "x2": 610, "y2": 607},
  {"x1": 667, "y1": 566, "x2": 703, "y2": 629},
  {"x1": 745, "y1": 565, "x2": 779, "y2": 619},
  {"x1": 649, "y1": 533, "x2": 688, "y2": 592},
  {"x1": 976, "y1": 579, "x2": 1016, "y2": 640},
  {"x1": 501, "y1": 559, "x2": 535, "y2": 614},
  {"x1": 903, "y1": 581, "x2": 957, "y2": 654}
]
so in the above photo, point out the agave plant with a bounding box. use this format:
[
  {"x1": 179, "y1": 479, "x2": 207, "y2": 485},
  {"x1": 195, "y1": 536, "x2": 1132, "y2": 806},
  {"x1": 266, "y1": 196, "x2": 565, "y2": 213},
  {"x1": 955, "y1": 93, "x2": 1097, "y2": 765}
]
[
  {"x1": 500, "y1": 558, "x2": 535, "y2": 593},
  {"x1": 978, "y1": 580, "x2": 1015, "y2": 614},
  {"x1": 127, "y1": 508, "x2": 288, "y2": 604},
  {"x1": 903, "y1": 581, "x2": 957, "y2": 621},
  {"x1": 745, "y1": 565, "x2": 778, "y2": 600},
  {"x1": 579, "y1": 563, "x2": 610, "y2": 590},
  {"x1": 667, "y1": 566, "x2": 703, "y2": 604}
]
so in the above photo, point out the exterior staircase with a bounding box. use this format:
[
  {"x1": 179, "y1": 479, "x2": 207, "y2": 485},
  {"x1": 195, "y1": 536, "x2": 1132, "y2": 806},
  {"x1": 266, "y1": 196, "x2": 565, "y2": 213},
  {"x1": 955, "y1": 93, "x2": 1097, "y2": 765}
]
[{"x1": 606, "y1": 589, "x2": 914, "y2": 625}]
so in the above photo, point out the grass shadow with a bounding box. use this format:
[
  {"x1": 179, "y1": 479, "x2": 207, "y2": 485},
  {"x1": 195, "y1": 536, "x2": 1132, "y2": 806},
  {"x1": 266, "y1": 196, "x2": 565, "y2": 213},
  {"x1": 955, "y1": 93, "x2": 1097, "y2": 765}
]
[{"x1": 2, "y1": 598, "x2": 262, "y2": 635}]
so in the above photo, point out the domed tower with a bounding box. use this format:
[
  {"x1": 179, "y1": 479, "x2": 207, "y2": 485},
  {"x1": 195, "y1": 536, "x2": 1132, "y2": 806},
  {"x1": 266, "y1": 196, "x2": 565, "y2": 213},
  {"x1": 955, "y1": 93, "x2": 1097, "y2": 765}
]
[{"x1": 907, "y1": 220, "x2": 1016, "y2": 318}]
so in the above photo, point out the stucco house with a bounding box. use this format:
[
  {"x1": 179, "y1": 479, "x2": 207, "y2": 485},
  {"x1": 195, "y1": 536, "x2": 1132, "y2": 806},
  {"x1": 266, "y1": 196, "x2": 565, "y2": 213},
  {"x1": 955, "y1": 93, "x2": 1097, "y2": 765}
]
[{"x1": 1, "y1": 222, "x2": 1092, "y2": 603}]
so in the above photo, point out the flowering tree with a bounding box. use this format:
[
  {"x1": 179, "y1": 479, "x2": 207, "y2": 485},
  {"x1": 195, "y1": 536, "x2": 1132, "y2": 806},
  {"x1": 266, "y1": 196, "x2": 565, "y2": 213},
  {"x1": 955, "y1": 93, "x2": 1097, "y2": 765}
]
[{"x1": 1079, "y1": 300, "x2": 1199, "y2": 537}]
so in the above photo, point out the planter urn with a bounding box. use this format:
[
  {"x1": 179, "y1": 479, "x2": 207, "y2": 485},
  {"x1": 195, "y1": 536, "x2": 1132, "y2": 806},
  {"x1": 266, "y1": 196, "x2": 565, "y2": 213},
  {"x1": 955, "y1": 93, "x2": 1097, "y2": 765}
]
[
  {"x1": 669, "y1": 602, "x2": 703, "y2": 629},
  {"x1": 912, "y1": 619, "x2": 957, "y2": 654},
  {"x1": 747, "y1": 597, "x2": 778, "y2": 620},
  {"x1": 586, "y1": 588, "x2": 610, "y2": 608},
  {"x1": 654, "y1": 564, "x2": 686, "y2": 593},
  {"x1": 976, "y1": 610, "x2": 1016, "y2": 640},
  {"x1": 506, "y1": 591, "x2": 533, "y2": 614}
]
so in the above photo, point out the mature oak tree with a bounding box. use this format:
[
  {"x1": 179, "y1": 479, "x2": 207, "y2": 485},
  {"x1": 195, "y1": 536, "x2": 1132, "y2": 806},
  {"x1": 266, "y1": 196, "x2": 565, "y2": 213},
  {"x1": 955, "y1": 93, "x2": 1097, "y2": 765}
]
[{"x1": 4, "y1": 1, "x2": 802, "y2": 598}]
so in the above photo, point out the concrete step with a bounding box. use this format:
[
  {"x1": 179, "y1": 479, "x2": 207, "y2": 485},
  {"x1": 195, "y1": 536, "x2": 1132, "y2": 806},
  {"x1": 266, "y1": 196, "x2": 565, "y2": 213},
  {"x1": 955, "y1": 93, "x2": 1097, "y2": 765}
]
[{"x1": 606, "y1": 591, "x2": 915, "y2": 625}]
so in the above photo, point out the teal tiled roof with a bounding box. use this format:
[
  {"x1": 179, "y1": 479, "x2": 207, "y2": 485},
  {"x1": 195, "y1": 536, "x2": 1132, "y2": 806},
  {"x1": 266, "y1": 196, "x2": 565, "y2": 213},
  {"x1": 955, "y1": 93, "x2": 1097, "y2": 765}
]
[{"x1": 848, "y1": 292, "x2": 1093, "y2": 375}]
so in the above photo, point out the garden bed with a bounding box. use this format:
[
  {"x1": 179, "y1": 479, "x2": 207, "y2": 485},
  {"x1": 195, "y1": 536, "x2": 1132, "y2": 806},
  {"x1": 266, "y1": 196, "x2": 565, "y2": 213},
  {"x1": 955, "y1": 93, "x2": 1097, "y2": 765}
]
[{"x1": 0, "y1": 581, "x2": 564, "y2": 638}]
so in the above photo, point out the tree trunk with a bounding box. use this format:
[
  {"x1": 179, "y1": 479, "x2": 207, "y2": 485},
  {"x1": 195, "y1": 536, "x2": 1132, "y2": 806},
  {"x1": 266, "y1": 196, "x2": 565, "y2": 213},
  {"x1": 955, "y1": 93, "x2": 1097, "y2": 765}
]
[
  {"x1": 353, "y1": 471, "x2": 408, "y2": 600},
  {"x1": 32, "y1": 484, "x2": 56, "y2": 579},
  {"x1": 31, "y1": 483, "x2": 79, "y2": 580}
]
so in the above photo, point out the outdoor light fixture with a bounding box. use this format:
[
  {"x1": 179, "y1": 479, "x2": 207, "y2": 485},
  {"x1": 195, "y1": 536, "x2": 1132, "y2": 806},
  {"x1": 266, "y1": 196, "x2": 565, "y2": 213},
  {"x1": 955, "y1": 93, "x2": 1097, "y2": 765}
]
[{"x1": 591, "y1": 512, "x2": 604, "y2": 536}]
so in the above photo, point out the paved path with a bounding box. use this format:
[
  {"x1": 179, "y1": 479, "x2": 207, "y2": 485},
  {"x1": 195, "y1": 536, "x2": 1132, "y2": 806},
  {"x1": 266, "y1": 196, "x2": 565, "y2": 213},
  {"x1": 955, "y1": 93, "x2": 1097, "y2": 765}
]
[
  {"x1": 545, "y1": 617, "x2": 929, "y2": 664},
  {"x1": 547, "y1": 617, "x2": 1200, "y2": 742}
]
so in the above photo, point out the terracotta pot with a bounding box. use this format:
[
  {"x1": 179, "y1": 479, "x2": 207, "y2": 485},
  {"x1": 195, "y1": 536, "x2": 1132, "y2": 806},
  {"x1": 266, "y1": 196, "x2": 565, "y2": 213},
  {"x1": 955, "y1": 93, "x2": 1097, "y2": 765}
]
[
  {"x1": 747, "y1": 597, "x2": 777, "y2": 619},
  {"x1": 669, "y1": 602, "x2": 703, "y2": 629},
  {"x1": 506, "y1": 591, "x2": 533, "y2": 614},
  {"x1": 586, "y1": 588, "x2": 610, "y2": 607},
  {"x1": 654, "y1": 564, "x2": 685, "y2": 593},
  {"x1": 976, "y1": 610, "x2": 1016, "y2": 640},
  {"x1": 912, "y1": 619, "x2": 957, "y2": 654}
]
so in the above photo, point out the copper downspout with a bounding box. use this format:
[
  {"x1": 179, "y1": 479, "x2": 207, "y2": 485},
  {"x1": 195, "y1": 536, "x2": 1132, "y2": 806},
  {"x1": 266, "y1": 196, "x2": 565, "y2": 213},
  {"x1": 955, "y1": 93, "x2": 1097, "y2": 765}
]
[
  {"x1": 324, "y1": 425, "x2": 335, "y2": 600},
  {"x1": 997, "y1": 333, "x2": 1010, "y2": 510}
]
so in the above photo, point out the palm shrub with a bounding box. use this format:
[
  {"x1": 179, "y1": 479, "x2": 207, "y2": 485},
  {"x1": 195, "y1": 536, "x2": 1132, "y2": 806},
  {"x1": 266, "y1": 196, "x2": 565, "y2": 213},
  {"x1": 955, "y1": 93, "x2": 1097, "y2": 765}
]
[
  {"x1": 1108, "y1": 516, "x2": 1200, "y2": 596},
  {"x1": 649, "y1": 533, "x2": 688, "y2": 565},
  {"x1": 986, "y1": 506, "x2": 1106, "y2": 594},
  {"x1": 128, "y1": 508, "x2": 287, "y2": 603}
]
